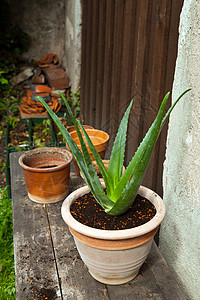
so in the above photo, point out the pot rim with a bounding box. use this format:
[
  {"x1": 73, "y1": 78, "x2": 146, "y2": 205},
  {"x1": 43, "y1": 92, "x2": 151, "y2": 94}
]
[
  {"x1": 69, "y1": 128, "x2": 109, "y2": 145},
  {"x1": 67, "y1": 124, "x2": 94, "y2": 133},
  {"x1": 61, "y1": 184, "x2": 166, "y2": 240},
  {"x1": 19, "y1": 147, "x2": 73, "y2": 173},
  {"x1": 66, "y1": 129, "x2": 109, "y2": 155}
]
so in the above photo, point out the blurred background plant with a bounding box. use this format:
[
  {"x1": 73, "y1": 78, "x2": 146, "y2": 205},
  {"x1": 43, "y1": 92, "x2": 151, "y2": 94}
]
[
  {"x1": 0, "y1": 187, "x2": 15, "y2": 300},
  {"x1": 32, "y1": 119, "x2": 51, "y2": 147},
  {"x1": 0, "y1": 2, "x2": 32, "y2": 298},
  {"x1": 61, "y1": 86, "x2": 80, "y2": 119},
  {"x1": 0, "y1": 0, "x2": 31, "y2": 123},
  {"x1": 0, "y1": 0, "x2": 31, "y2": 73}
]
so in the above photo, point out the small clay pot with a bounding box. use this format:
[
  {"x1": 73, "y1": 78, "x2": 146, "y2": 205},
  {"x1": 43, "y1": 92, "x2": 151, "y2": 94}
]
[
  {"x1": 66, "y1": 129, "x2": 109, "y2": 175},
  {"x1": 19, "y1": 147, "x2": 72, "y2": 203}
]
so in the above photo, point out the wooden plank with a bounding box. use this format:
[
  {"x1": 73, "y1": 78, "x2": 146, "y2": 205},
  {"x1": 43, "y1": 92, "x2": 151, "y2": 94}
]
[
  {"x1": 80, "y1": 0, "x2": 183, "y2": 197},
  {"x1": 154, "y1": 0, "x2": 184, "y2": 194},
  {"x1": 126, "y1": 0, "x2": 150, "y2": 166},
  {"x1": 10, "y1": 151, "x2": 186, "y2": 300},
  {"x1": 80, "y1": 0, "x2": 87, "y2": 123},
  {"x1": 106, "y1": 241, "x2": 187, "y2": 300},
  {"x1": 95, "y1": 0, "x2": 107, "y2": 129},
  {"x1": 108, "y1": 0, "x2": 125, "y2": 150},
  {"x1": 146, "y1": 242, "x2": 187, "y2": 300},
  {"x1": 146, "y1": 0, "x2": 172, "y2": 195},
  {"x1": 10, "y1": 152, "x2": 62, "y2": 300},
  {"x1": 46, "y1": 174, "x2": 111, "y2": 299},
  {"x1": 101, "y1": 0, "x2": 115, "y2": 148},
  {"x1": 80, "y1": 0, "x2": 93, "y2": 125}
]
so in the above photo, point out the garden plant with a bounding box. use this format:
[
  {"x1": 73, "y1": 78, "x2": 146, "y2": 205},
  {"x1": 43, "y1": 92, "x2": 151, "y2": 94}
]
[
  {"x1": 0, "y1": 187, "x2": 15, "y2": 299},
  {"x1": 38, "y1": 88, "x2": 190, "y2": 216}
]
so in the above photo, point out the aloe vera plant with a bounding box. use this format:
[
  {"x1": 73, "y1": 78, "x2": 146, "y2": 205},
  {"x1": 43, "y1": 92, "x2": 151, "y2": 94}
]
[{"x1": 38, "y1": 89, "x2": 190, "y2": 216}]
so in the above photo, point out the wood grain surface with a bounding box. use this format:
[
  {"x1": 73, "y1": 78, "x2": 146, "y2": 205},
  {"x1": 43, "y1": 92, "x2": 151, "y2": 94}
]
[{"x1": 11, "y1": 151, "x2": 186, "y2": 300}]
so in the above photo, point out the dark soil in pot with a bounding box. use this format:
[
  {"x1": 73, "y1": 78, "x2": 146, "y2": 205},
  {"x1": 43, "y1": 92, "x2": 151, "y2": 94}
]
[{"x1": 71, "y1": 192, "x2": 156, "y2": 230}]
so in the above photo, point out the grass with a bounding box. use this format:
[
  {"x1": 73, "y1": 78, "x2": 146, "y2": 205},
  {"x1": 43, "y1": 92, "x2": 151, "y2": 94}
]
[{"x1": 0, "y1": 187, "x2": 15, "y2": 299}]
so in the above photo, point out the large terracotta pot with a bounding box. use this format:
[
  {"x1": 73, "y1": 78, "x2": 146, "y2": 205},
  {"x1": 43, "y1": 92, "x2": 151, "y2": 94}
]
[
  {"x1": 66, "y1": 129, "x2": 109, "y2": 175},
  {"x1": 61, "y1": 184, "x2": 165, "y2": 285},
  {"x1": 19, "y1": 147, "x2": 72, "y2": 203}
]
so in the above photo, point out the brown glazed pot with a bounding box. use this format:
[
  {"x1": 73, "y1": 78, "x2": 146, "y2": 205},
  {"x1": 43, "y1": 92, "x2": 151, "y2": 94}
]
[
  {"x1": 66, "y1": 129, "x2": 109, "y2": 175},
  {"x1": 19, "y1": 147, "x2": 72, "y2": 203}
]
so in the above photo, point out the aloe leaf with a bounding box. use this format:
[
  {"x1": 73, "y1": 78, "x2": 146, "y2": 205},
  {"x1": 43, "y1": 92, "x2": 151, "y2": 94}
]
[
  {"x1": 69, "y1": 119, "x2": 113, "y2": 209},
  {"x1": 106, "y1": 89, "x2": 191, "y2": 215},
  {"x1": 37, "y1": 96, "x2": 114, "y2": 210},
  {"x1": 160, "y1": 88, "x2": 191, "y2": 130},
  {"x1": 109, "y1": 92, "x2": 170, "y2": 204},
  {"x1": 58, "y1": 93, "x2": 113, "y2": 207},
  {"x1": 107, "y1": 100, "x2": 133, "y2": 188},
  {"x1": 106, "y1": 92, "x2": 170, "y2": 215},
  {"x1": 76, "y1": 120, "x2": 113, "y2": 196},
  {"x1": 38, "y1": 87, "x2": 190, "y2": 216},
  {"x1": 59, "y1": 92, "x2": 113, "y2": 199}
]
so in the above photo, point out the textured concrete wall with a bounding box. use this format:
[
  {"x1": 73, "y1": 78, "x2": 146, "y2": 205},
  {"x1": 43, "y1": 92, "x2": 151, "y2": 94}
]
[
  {"x1": 160, "y1": 1, "x2": 200, "y2": 299},
  {"x1": 8, "y1": 0, "x2": 82, "y2": 91},
  {"x1": 63, "y1": 0, "x2": 82, "y2": 91},
  {"x1": 8, "y1": 0, "x2": 66, "y2": 61}
]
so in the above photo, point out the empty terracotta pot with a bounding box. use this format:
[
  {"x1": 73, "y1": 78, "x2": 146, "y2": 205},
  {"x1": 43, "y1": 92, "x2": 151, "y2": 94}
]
[
  {"x1": 19, "y1": 147, "x2": 72, "y2": 203},
  {"x1": 66, "y1": 129, "x2": 109, "y2": 175}
]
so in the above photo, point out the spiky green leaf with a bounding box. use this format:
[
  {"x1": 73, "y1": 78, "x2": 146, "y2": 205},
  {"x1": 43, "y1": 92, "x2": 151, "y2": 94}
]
[
  {"x1": 37, "y1": 96, "x2": 114, "y2": 210},
  {"x1": 107, "y1": 100, "x2": 133, "y2": 188}
]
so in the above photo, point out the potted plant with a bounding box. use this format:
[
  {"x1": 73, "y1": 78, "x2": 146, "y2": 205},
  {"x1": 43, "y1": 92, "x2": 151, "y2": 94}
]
[{"x1": 38, "y1": 89, "x2": 190, "y2": 284}]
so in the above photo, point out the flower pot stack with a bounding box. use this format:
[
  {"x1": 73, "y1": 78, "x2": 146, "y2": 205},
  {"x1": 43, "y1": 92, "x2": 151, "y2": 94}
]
[{"x1": 19, "y1": 53, "x2": 69, "y2": 119}]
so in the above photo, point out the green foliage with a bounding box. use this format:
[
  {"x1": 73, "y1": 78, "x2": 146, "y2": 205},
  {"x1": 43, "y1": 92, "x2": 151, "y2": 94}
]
[
  {"x1": 0, "y1": 69, "x2": 21, "y2": 125},
  {"x1": 0, "y1": 187, "x2": 16, "y2": 299},
  {"x1": 0, "y1": 122, "x2": 6, "y2": 141},
  {"x1": 38, "y1": 89, "x2": 191, "y2": 216},
  {"x1": 61, "y1": 87, "x2": 80, "y2": 119},
  {"x1": 0, "y1": 96, "x2": 21, "y2": 118},
  {"x1": 0, "y1": 161, "x2": 6, "y2": 172},
  {"x1": 0, "y1": 0, "x2": 31, "y2": 72},
  {"x1": 32, "y1": 119, "x2": 51, "y2": 147},
  {"x1": 0, "y1": 70, "x2": 9, "y2": 85},
  {"x1": 6, "y1": 117, "x2": 20, "y2": 129}
]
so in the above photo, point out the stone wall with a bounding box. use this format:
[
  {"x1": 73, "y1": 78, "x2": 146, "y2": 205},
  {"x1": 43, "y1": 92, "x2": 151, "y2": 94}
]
[
  {"x1": 8, "y1": 0, "x2": 66, "y2": 61},
  {"x1": 160, "y1": 1, "x2": 200, "y2": 299},
  {"x1": 8, "y1": 0, "x2": 81, "y2": 91},
  {"x1": 63, "y1": 0, "x2": 82, "y2": 91}
]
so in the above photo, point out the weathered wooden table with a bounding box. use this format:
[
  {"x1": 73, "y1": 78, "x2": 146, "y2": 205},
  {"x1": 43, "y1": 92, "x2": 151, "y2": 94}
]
[{"x1": 11, "y1": 151, "x2": 186, "y2": 300}]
